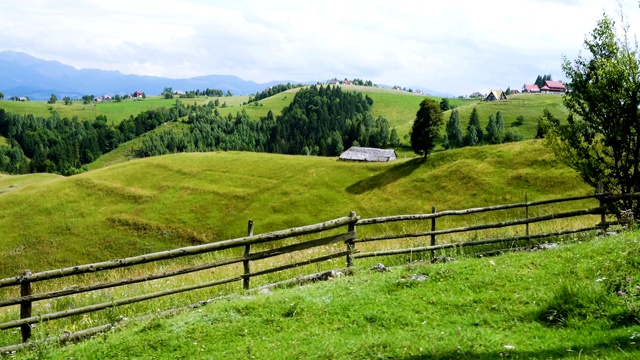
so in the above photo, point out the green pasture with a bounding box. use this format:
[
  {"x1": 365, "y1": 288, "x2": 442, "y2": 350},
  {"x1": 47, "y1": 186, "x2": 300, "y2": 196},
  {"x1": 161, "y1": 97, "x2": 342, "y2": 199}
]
[{"x1": 0, "y1": 140, "x2": 591, "y2": 278}]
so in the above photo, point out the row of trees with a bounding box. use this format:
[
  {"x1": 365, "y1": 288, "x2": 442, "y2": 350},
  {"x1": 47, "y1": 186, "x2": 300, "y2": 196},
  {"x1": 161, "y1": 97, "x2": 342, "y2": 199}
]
[{"x1": 441, "y1": 108, "x2": 524, "y2": 149}]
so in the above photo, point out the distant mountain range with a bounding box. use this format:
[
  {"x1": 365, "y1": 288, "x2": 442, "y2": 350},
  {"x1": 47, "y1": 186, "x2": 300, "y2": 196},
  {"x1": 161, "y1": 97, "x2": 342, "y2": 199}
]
[
  {"x1": 0, "y1": 51, "x2": 311, "y2": 100},
  {"x1": 0, "y1": 51, "x2": 446, "y2": 100}
]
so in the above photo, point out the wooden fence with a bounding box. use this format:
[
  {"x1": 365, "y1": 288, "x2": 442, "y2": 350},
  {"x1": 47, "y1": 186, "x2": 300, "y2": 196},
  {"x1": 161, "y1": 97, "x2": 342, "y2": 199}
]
[{"x1": 0, "y1": 192, "x2": 638, "y2": 353}]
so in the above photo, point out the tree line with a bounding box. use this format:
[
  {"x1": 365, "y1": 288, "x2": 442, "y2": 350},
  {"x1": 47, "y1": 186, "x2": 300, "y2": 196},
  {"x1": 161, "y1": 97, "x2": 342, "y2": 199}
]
[
  {"x1": 0, "y1": 106, "x2": 178, "y2": 174},
  {"x1": 248, "y1": 83, "x2": 305, "y2": 103}
]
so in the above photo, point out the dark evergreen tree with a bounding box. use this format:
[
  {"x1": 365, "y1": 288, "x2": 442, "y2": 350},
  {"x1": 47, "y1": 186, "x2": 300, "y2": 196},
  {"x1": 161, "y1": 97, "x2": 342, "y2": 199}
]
[
  {"x1": 445, "y1": 109, "x2": 463, "y2": 149},
  {"x1": 410, "y1": 98, "x2": 443, "y2": 161},
  {"x1": 466, "y1": 107, "x2": 483, "y2": 145}
]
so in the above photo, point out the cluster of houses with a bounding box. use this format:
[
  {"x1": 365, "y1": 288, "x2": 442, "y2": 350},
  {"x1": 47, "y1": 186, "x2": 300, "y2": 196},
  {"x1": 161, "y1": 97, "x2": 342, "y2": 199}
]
[
  {"x1": 481, "y1": 80, "x2": 567, "y2": 102},
  {"x1": 522, "y1": 80, "x2": 566, "y2": 94}
]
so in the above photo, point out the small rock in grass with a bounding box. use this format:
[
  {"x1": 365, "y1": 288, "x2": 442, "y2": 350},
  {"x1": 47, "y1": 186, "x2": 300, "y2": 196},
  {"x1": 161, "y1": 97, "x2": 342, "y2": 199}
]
[
  {"x1": 370, "y1": 263, "x2": 388, "y2": 272},
  {"x1": 410, "y1": 274, "x2": 429, "y2": 281}
]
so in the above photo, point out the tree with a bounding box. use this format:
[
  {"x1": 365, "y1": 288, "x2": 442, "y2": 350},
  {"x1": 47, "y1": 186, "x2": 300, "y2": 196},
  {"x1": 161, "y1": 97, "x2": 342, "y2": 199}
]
[
  {"x1": 389, "y1": 128, "x2": 402, "y2": 147},
  {"x1": 163, "y1": 87, "x2": 173, "y2": 99},
  {"x1": 466, "y1": 107, "x2": 483, "y2": 145},
  {"x1": 410, "y1": 98, "x2": 444, "y2": 161},
  {"x1": 47, "y1": 93, "x2": 57, "y2": 104},
  {"x1": 63, "y1": 96, "x2": 72, "y2": 105},
  {"x1": 82, "y1": 95, "x2": 94, "y2": 104},
  {"x1": 439, "y1": 98, "x2": 450, "y2": 111},
  {"x1": 0, "y1": 91, "x2": 4, "y2": 100},
  {"x1": 445, "y1": 109, "x2": 463, "y2": 148},
  {"x1": 486, "y1": 114, "x2": 497, "y2": 144},
  {"x1": 114, "y1": 94, "x2": 122, "y2": 102},
  {"x1": 546, "y1": 12, "x2": 640, "y2": 215},
  {"x1": 505, "y1": 87, "x2": 512, "y2": 95},
  {"x1": 495, "y1": 111, "x2": 505, "y2": 143}
]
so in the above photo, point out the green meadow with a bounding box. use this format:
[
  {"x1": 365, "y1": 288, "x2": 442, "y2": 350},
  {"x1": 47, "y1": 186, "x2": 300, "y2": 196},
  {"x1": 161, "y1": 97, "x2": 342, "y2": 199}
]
[{"x1": 0, "y1": 140, "x2": 590, "y2": 278}]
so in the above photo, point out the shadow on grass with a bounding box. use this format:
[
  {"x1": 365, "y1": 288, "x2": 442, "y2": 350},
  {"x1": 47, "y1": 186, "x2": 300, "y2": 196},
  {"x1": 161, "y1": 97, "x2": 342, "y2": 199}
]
[
  {"x1": 346, "y1": 158, "x2": 423, "y2": 195},
  {"x1": 400, "y1": 335, "x2": 638, "y2": 359}
]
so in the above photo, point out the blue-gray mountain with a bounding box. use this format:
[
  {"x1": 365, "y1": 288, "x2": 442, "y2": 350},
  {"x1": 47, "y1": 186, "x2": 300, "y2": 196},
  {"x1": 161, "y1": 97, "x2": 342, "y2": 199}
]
[{"x1": 0, "y1": 51, "x2": 307, "y2": 100}]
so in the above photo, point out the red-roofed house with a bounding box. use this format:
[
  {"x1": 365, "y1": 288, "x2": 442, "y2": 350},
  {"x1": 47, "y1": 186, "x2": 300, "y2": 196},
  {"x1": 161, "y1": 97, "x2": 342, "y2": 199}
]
[
  {"x1": 541, "y1": 80, "x2": 566, "y2": 93},
  {"x1": 132, "y1": 90, "x2": 144, "y2": 98},
  {"x1": 522, "y1": 84, "x2": 540, "y2": 93}
]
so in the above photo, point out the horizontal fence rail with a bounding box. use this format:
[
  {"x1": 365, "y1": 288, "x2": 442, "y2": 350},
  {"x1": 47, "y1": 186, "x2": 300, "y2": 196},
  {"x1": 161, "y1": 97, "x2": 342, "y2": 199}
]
[{"x1": 2, "y1": 192, "x2": 639, "y2": 353}]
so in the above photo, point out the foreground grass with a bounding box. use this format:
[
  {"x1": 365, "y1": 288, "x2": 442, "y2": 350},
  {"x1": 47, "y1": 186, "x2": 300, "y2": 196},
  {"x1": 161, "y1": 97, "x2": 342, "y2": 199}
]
[{"x1": 19, "y1": 230, "x2": 640, "y2": 359}]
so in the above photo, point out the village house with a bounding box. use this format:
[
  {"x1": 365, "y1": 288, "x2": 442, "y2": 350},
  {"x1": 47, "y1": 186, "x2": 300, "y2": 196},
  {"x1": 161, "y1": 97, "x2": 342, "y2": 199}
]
[
  {"x1": 339, "y1": 146, "x2": 397, "y2": 162},
  {"x1": 539, "y1": 80, "x2": 566, "y2": 94},
  {"x1": 132, "y1": 90, "x2": 144, "y2": 98},
  {"x1": 522, "y1": 84, "x2": 540, "y2": 93},
  {"x1": 484, "y1": 90, "x2": 507, "y2": 101}
]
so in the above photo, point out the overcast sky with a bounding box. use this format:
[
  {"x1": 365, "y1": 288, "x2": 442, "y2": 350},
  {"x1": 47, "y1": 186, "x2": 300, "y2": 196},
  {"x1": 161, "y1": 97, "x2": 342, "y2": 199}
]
[{"x1": 1, "y1": 0, "x2": 639, "y2": 95}]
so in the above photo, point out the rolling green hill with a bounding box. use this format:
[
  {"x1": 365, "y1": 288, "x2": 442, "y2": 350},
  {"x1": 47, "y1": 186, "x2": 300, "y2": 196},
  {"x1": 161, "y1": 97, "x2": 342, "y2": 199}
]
[{"x1": 0, "y1": 140, "x2": 590, "y2": 277}]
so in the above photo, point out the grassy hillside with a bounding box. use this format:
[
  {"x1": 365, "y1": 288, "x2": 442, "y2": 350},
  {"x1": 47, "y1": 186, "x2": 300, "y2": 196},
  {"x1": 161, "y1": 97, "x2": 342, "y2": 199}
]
[
  {"x1": 24, "y1": 230, "x2": 640, "y2": 359},
  {"x1": 0, "y1": 96, "x2": 249, "y2": 124},
  {"x1": 0, "y1": 140, "x2": 590, "y2": 277}
]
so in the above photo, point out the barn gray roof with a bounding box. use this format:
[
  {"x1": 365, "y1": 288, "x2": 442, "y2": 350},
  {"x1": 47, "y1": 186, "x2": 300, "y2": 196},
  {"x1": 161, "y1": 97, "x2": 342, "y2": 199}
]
[{"x1": 339, "y1": 146, "x2": 397, "y2": 162}]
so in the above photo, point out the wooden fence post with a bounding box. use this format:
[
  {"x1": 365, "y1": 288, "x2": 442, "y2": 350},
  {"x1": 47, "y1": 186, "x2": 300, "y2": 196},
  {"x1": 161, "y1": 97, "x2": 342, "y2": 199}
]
[
  {"x1": 20, "y1": 270, "x2": 32, "y2": 343},
  {"x1": 430, "y1": 206, "x2": 437, "y2": 259},
  {"x1": 525, "y1": 193, "x2": 530, "y2": 237},
  {"x1": 346, "y1": 211, "x2": 357, "y2": 268},
  {"x1": 242, "y1": 220, "x2": 254, "y2": 290},
  {"x1": 598, "y1": 181, "x2": 607, "y2": 235}
]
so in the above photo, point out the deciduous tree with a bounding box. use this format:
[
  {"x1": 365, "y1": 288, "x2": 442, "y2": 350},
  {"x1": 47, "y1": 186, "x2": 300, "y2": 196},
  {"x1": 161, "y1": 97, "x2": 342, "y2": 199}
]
[
  {"x1": 546, "y1": 12, "x2": 640, "y2": 215},
  {"x1": 410, "y1": 98, "x2": 443, "y2": 161}
]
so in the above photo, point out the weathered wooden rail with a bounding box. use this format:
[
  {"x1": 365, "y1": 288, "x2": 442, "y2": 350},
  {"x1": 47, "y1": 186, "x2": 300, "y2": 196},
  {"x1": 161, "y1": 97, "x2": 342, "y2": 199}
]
[{"x1": 1, "y1": 191, "x2": 638, "y2": 353}]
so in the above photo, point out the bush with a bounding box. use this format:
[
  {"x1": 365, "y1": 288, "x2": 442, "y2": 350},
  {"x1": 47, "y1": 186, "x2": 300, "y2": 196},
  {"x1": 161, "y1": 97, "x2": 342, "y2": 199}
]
[{"x1": 504, "y1": 128, "x2": 525, "y2": 142}]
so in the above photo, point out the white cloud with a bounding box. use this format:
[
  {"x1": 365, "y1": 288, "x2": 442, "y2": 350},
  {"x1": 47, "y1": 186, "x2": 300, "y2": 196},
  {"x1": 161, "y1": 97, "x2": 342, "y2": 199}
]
[{"x1": 0, "y1": 0, "x2": 638, "y2": 95}]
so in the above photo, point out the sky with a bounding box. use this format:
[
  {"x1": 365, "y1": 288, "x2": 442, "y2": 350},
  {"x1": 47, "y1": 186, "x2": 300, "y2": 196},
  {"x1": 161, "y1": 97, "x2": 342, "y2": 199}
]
[{"x1": 1, "y1": 0, "x2": 639, "y2": 96}]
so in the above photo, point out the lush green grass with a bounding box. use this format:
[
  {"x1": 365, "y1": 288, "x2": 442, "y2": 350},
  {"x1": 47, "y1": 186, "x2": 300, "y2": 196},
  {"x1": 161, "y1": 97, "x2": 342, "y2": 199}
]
[
  {"x1": 0, "y1": 140, "x2": 591, "y2": 278},
  {"x1": 20, "y1": 230, "x2": 640, "y2": 359},
  {"x1": 0, "y1": 135, "x2": 7, "y2": 146}
]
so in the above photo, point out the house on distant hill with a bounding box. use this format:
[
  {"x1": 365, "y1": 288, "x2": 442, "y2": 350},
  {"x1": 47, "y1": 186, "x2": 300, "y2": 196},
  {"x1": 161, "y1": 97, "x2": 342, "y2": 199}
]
[
  {"x1": 339, "y1": 146, "x2": 397, "y2": 162},
  {"x1": 540, "y1": 80, "x2": 566, "y2": 94},
  {"x1": 484, "y1": 90, "x2": 507, "y2": 101},
  {"x1": 469, "y1": 91, "x2": 484, "y2": 98},
  {"x1": 132, "y1": 90, "x2": 144, "y2": 98},
  {"x1": 522, "y1": 84, "x2": 540, "y2": 93}
]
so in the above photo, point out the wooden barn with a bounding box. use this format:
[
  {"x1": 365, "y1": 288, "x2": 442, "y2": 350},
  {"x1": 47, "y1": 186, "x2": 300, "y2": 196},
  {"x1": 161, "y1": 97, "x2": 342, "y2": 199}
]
[
  {"x1": 339, "y1": 146, "x2": 397, "y2": 162},
  {"x1": 484, "y1": 90, "x2": 507, "y2": 101}
]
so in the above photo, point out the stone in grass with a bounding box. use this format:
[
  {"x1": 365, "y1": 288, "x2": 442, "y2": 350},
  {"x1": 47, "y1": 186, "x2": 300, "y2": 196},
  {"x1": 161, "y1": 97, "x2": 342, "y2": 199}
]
[
  {"x1": 370, "y1": 263, "x2": 389, "y2": 272},
  {"x1": 410, "y1": 274, "x2": 429, "y2": 281}
]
